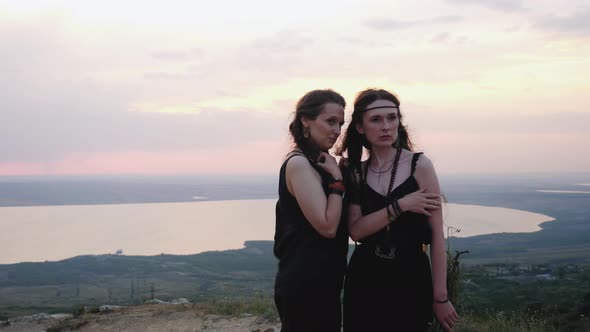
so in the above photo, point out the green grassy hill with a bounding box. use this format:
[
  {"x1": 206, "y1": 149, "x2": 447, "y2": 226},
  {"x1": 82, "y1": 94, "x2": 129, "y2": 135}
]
[
  {"x1": 1, "y1": 240, "x2": 589, "y2": 330},
  {"x1": 0, "y1": 241, "x2": 276, "y2": 319}
]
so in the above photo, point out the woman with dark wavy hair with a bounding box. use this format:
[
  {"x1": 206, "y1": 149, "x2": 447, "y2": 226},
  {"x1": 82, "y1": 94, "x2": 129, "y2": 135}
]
[
  {"x1": 273, "y1": 89, "x2": 349, "y2": 332},
  {"x1": 337, "y1": 88, "x2": 459, "y2": 331}
]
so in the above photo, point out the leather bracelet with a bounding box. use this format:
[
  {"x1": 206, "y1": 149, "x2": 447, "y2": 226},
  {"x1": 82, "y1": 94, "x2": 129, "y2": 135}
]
[
  {"x1": 434, "y1": 298, "x2": 449, "y2": 304},
  {"x1": 386, "y1": 204, "x2": 397, "y2": 223},
  {"x1": 391, "y1": 199, "x2": 403, "y2": 216},
  {"x1": 328, "y1": 188, "x2": 345, "y2": 196},
  {"x1": 328, "y1": 181, "x2": 346, "y2": 191}
]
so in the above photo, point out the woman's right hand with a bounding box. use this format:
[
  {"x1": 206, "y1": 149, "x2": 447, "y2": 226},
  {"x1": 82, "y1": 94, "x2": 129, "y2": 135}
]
[
  {"x1": 397, "y1": 188, "x2": 441, "y2": 216},
  {"x1": 316, "y1": 152, "x2": 342, "y2": 180}
]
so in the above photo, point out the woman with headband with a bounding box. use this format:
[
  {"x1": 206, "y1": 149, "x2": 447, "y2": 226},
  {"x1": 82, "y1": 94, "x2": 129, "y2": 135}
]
[{"x1": 337, "y1": 88, "x2": 459, "y2": 331}]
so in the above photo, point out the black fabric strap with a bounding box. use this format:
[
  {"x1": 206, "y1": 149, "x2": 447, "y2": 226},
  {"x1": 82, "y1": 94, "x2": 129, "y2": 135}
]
[
  {"x1": 285, "y1": 152, "x2": 311, "y2": 163},
  {"x1": 411, "y1": 152, "x2": 424, "y2": 175},
  {"x1": 283, "y1": 151, "x2": 328, "y2": 185}
]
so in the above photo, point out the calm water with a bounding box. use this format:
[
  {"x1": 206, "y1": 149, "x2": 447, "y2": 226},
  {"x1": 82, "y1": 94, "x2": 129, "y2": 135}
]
[
  {"x1": 0, "y1": 199, "x2": 553, "y2": 264},
  {"x1": 536, "y1": 190, "x2": 590, "y2": 194}
]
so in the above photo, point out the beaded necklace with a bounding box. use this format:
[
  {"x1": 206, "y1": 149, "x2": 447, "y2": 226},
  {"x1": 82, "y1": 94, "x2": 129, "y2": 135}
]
[{"x1": 363, "y1": 148, "x2": 402, "y2": 259}]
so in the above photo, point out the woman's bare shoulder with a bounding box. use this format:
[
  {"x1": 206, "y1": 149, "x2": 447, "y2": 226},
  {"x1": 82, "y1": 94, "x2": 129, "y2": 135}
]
[
  {"x1": 415, "y1": 153, "x2": 434, "y2": 168},
  {"x1": 414, "y1": 153, "x2": 438, "y2": 180},
  {"x1": 285, "y1": 154, "x2": 312, "y2": 171}
]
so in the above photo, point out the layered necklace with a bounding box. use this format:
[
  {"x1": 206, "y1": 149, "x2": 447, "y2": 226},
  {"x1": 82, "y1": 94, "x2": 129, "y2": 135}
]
[
  {"x1": 364, "y1": 148, "x2": 402, "y2": 197},
  {"x1": 368, "y1": 150, "x2": 397, "y2": 184}
]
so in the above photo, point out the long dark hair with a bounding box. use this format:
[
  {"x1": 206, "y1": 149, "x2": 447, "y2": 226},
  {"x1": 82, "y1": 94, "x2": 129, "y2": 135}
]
[
  {"x1": 288, "y1": 89, "x2": 346, "y2": 160},
  {"x1": 336, "y1": 88, "x2": 413, "y2": 170}
]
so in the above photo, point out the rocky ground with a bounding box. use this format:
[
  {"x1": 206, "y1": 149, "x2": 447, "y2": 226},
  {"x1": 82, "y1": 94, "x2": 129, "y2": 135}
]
[{"x1": 0, "y1": 301, "x2": 280, "y2": 332}]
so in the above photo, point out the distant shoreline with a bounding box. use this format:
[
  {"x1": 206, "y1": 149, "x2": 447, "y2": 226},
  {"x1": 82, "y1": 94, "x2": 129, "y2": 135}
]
[
  {"x1": 2, "y1": 172, "x2": 590, "y2": 208},
  {"x1": 443, "y1": 203, "x2": 554, "y2": 238},
  {"x1": 0, "y1": 199, "x2": 554, "y2": 265},
  {"x1": 537, "y1": 190, "x2": 590, "y2": 194}
]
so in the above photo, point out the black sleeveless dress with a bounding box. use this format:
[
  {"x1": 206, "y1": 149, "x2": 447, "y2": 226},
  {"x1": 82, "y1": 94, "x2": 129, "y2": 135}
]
[
  {"x1": 274, "y1": 153, "x2": 349, "y2": 332},
  {"x1": 343, "y1": 153, "x2": 434, "y2": 331}
]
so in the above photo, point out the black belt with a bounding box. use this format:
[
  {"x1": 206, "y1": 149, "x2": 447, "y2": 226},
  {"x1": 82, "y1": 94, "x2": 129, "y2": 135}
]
[{"x1": 356, "y1": 242, "x2": 424, "y2": 260}]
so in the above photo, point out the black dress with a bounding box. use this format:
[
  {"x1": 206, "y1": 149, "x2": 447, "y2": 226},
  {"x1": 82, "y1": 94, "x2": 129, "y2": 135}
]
[
  {"x1": 274, "y1": 153, "x2": 349, "y2": 332},
  {"x1": 343, "y1": 153, "x2": 434, "y2": 332}
]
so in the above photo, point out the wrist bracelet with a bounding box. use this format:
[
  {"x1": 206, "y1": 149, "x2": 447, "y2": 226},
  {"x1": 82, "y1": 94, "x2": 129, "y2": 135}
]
[
  {"x1": 391, "y1": 199, "x2": 403, "y2": 216},
  {"x1": 328, "y1": 180, "x2": 346, "y2": 191},
  {"x1": 329, "y1": 188, "x2": 345, "y2": 196},
  {"x1": 434, "y1": 298, "x2": 449, "y2": 304},
  {"x1": 386, "y1": 204, "x2": 397, "y2": 223}
]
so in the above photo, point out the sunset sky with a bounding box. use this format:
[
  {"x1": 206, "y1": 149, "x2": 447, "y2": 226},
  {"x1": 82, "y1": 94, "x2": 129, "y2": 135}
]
[{"x1": 1, "y1": 0, "x2": 589, "y2": 176}]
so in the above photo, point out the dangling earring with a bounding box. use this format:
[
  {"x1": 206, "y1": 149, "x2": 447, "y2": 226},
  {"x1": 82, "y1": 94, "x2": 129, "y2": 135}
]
[{"x1": 303, "y1": 127, "x2": 310, "y2": 139}]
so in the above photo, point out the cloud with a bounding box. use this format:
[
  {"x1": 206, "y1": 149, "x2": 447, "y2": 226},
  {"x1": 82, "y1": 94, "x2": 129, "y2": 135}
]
[
  {"x1": 535, "y1": 8, "x2": 590, "y2": 35},
  {"x1": 236, "y1": 30, "x2": 314, "y2": 73},
  {"x1": 248, "y1": 31, "x2": 313, "y2": 53},
  {"x1": 431, "y1": 32, "x2": 451, "y2": 43},
  {"x1": 430, "y1": 16, "x2": 464, "y2": 24},
  {"x1": 338, "y1": 37, "x2": 380, "y2": 48},
  {"x1": 364, "y1": 15, "x2": 463, "y2": 31},
  {"x1": 143, "y1": 72, "x2": 195, "y2": 80},
  {"x1": 138, "y1": 30, "x2": 321, "y2": 88},
  {"x1": 504, "y1": 25, "x2": 522, "y2": 33},
  {"x1": 446, "y1": 0, "x2": 525, "y2": 12},
  {"x1": 0, "y1": 15, "x2": 291, "y2": 163},
  {"x1": 365, "y1": 19, "x2": 413, "y2": 30},
  {"x1": 405, "y1": 109, "x2": 590, "y2": 135},
  {"x1": 151, "y1": 48, "x2": 205, "y2": 61},
  {"x1": 0, "y1": 107, "x2": 288, "y2": 163}
]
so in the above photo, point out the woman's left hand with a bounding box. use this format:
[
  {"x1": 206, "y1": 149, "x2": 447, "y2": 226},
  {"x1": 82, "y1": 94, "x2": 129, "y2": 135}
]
[
  {"x1": 434, "y1": 301, "x2": 459, "y2": 332},
  {"x1": 316, "y1": 152, "x2": 342, "y2": 180}
]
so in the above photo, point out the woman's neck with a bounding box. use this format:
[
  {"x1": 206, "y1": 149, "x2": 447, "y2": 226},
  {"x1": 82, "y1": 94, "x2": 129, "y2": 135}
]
[{"x1": 370, "y1": 146, "x2": 396, "y2": 168}]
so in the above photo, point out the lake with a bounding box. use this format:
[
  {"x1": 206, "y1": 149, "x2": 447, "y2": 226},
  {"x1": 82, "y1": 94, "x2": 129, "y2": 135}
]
[{"x1": 0, "y1": 199, "x2": 554, "y2": 264}]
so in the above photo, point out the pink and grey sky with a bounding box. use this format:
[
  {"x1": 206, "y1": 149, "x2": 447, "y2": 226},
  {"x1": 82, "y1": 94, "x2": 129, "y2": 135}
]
[{"x1": 1, "y1": 0, "x2": 589, "y2": 176}]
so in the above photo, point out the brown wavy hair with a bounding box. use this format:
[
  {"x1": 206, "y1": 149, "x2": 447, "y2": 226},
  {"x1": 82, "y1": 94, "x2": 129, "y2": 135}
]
[
  {"x1": 288, "y1": 89, "x2": 346, "y2": 160},
  {"x1": 336, "y1": 88, "x2": 413, "y2": 171}
]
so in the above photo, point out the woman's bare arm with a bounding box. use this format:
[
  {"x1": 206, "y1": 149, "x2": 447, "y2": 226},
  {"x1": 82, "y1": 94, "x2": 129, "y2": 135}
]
[
  {"x1": 287, "y1": 155, "x2": 343, "y2": 239},
  {"x1": 414, "y1": 155, "x2": 459, "y2": 331}
]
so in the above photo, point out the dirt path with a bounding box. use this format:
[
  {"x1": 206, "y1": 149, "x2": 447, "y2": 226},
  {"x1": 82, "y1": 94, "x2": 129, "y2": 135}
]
[{"x1": 1, "y1": 304, "x2": 280, "y2": 332}]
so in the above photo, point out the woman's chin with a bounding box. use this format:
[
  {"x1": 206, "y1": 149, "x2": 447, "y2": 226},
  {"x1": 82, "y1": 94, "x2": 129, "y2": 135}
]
[
  {"x1": 321, "y1": 143, "x2": 335, "y2": 151},
  {"x1": 370, "y1": 141, "x2": 394, "y2": 148}
]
